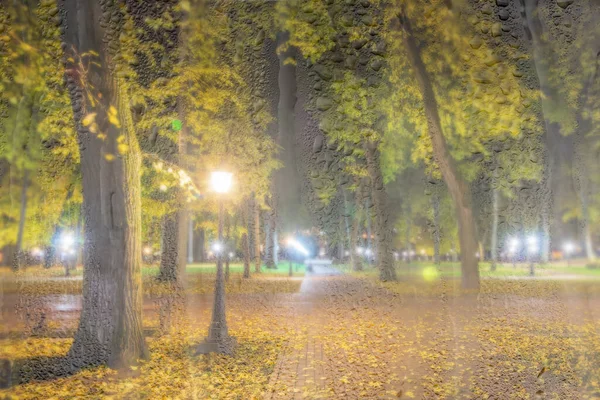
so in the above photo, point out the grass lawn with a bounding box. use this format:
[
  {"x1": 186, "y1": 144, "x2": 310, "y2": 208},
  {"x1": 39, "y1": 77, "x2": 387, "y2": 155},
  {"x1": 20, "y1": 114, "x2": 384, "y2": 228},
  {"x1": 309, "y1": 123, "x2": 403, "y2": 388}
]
[
  {"x1": 0, "y1": 261, "x2": 306, "y2": 279},
  {"x1": 339, "y1": 260, "x2": 600, "y2": 281}
]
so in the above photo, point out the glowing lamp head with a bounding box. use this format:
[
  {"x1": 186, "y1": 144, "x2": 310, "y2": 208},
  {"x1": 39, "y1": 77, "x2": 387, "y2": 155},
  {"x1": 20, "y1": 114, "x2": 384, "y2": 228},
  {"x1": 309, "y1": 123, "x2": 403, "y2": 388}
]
[
  {"x1": 356, "y1": 246, "x2": 364, "y2": 255},
  {"x1": 210, "y1": 171, "x2": 233, "y2": 194},
  {"x1": 563, "y1": 242, "x2": 575, "y2": 254},
  {"x1": 60, "y1": 232, "x2": 75, "y2": 250},
  {"x1": 212, "y1": 242, "x2": 223, "y2": 253}
]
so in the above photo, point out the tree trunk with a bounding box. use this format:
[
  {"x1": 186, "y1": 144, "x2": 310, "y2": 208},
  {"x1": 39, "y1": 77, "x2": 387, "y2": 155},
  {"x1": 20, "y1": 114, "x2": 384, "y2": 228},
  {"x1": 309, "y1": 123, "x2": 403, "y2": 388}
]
[
  {"x1": 265, "y1": 201, "x2": 276, "y2": 269},
  {"x1": 573, "y1": 49, "x2": 600, "y2": 263},
  {"x1": 14, "y1": 171, "x2": 29, "y2": 270},
  {"x1": 158, "y1": 210, "x2": 187, "y2": 282},
  {"x1": 225, "y1": 212, "x2": 230, "y2": 282},
  {"x1": 350, "y1": 192, "x2": 364, "y2": 272},
  {"x1": 61, "y1": 0, "x2": 147, "y2": 369},
  {"x1": 399, "y1": 11, "x2": 479, "y2": 289},
  {"x1": 364, "y1": 144, "x2": 396, "y2": 281},
  {"x1": 158, "y1": 115, "x2": 188, "y2": 282},
  {"x1": 405, "y1": 203, "x2": 411, "y2": 264},
  {"x1": 242, "y1": 229, "x2": 251, "y2": 279},
  {"x1": 254, "y1": 199, "x2": 261, "y2": 273},
  {"x1": 275, "y1": 31, "x2": 300, "y2": 233},
  {"x1": 365, "y1": 196, "x2": 373, "y2": 253},
  {"x1": 193, "y1": 228, "x2": 205, "y2": 263},
  {"x1": 432, "y1": 192, "x2": 441, "y2": 265},
  {"x1": 188, "y1": 217, "x2": 194, "y2": 264},
  {"x1": 342, "y1": 188, "x2": 352, "y2": 260},
  {"x1": 519, "y1": 0, "x2": 561, "y2": 264},
  {"x1": 273, "y1": 229, "x2": 279, "y2": 267},
  {"x1": 490, "y1": 186, "x2": 499, "y2": 271}
]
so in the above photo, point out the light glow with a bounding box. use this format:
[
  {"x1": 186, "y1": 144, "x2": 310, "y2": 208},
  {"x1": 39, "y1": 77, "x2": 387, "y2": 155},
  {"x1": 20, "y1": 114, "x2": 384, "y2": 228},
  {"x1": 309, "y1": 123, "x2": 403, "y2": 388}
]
[
  {"x1": 212, "y1": 242, "x2": 223, "y2": 253},
  {"x1": 210, "y1": 171, "x2": 233, "y2": 194},
  {"x1": 286, "y1": 237, "x2": 310, "y2": 256}
]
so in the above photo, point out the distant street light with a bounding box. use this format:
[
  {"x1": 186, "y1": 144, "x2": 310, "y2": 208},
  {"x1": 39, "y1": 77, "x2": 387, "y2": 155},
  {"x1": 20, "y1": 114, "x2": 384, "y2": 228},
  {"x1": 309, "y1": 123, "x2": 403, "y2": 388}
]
[
  {"x1": 507, "y1": 237, "x2": 520, "y2": 268},
  {"x1": 357, "y1": 246, "x2": 364, "y2": 255},
  {"x1": 197, "y1": 171, "x2": 235, "y2": 355},
  {"x1": 286, "y1": 237, "x2": 309, "y2": 277},
  {"x1": 563, "y1": 241, "x2": 575, "y2": 266}
]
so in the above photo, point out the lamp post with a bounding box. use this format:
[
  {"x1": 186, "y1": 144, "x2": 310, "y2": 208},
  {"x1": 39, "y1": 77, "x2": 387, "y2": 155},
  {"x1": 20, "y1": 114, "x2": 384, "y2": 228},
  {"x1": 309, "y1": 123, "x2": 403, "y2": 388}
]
[{"x1": 197, "y1": 171, "x2": 235, "y2": 355}]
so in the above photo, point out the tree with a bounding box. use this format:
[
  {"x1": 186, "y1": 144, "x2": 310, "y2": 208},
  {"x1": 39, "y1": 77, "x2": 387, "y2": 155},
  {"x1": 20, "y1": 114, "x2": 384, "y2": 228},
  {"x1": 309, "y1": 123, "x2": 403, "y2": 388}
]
[
  {"x1": 60, "y1": 0, "x2": 147, "y2": 369},
  {"x1": 384, "y1": 0, "x2": 540, "y2": 288}
]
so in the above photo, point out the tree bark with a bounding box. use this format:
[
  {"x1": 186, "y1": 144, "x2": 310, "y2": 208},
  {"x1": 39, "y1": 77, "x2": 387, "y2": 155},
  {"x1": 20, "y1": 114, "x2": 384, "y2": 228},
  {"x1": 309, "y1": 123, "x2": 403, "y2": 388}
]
[
  {"x1": 158, "y1": 210, "x2": 188, "y2": 282},
  {"x1": 399, "y1": 11, "x2": 480, "y2": 289},
  {"x1": 519, "y1": 0, "x2": 561, "y2": 264},
  {"x1": 225, "y1": 211, "x2": 230, "y2": 282},
  {"x1": 404, "y1": 203, "x2": 411, "y2": 264},
  {"x1": 264, "y1": 199, "x2": 276, "y2": 269},
  {"x1": 573, "y1": 49, "x2": 600, "y2": 263},
  {"x1": 14, "y1": 171, "x2": 29, "y2": 270},
  {"x1": 432, "y1": 192, "x2": 441, "y2": 265},
  {"x1": 193, "y1": 228, "x2": 205, "y2": 263},
  {"x1": 254, "y1": 199, "x2": 261, "y2": 272},
  {"x1": 350, "y1": 190, "x2": 363, "y2": 272},
  {"x1": 490, "y1": 186, "x2": 499, "y2": 271},
  {"x1": 188, "y1": 217, "x2": 194, "y2": 264},
  {"x1": 275, "y1": 31, "x2": 300, "y2": 233},
  {"x1": 364, "y1": 144, "x2": 396, "y2": 281},
  {"x1": 61, "y1": 0, "x2": 147, "y2": 369},
  {"x1": 365, "y1": 196, "x2": 373, "y2": 253},
  {"x1": 158, "y1": 117, "x2": 188, "y2": 282}
]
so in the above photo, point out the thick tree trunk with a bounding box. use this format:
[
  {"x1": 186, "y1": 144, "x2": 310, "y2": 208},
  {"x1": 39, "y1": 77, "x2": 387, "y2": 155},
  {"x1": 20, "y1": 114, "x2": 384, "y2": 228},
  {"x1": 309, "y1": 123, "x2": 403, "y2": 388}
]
[
  {"x1": 364, "y1": 144, "x2": 396, "y2": 281},
  {"x1": 432, "y1": 192, "x2": 441, "y2": 265},
  {"x1": 490, "y1": 186, "x2": 499, "y2": 271},
  {"x1": 254, "y1": 200, "x2": 261, "y2": 273},
  {"x1": 61, "y1": 0, "x2": 146, "y2": 369},
  {"x1": 399, "y1": 12, "x2": 480, "y2": 289}
]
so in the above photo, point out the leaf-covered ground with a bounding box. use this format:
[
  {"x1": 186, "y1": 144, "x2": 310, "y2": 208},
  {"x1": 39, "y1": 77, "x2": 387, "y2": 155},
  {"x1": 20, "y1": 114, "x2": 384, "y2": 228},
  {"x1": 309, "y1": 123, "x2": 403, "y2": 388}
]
[{"x1": 2, "y1": 264, "x2": 600, "y2": 399}]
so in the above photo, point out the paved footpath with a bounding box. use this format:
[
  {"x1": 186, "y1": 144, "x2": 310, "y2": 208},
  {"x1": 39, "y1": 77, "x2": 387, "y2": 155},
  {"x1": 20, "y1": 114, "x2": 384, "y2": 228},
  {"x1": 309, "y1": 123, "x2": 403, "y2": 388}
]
[{"x1": 265, "y1": 266, "x2": 341, "y2": 399}]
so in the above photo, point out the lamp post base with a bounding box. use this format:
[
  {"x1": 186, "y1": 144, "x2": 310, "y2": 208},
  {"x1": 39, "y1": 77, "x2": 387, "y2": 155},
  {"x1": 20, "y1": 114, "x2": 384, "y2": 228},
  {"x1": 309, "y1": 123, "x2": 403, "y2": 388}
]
[{"x1": 195, "y1": 336, "x2": 236, "y2": 356}]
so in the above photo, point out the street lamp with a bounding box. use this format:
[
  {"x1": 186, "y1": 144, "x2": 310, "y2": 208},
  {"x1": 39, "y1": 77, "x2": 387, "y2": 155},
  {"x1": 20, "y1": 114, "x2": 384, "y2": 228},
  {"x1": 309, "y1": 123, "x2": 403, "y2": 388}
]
[
  {"x1": 563, "y1": 241, "x2": 575, "y2": 266},
  {"x1": 507, "y1": 237, "x2": 520, "y2": 268},
  {"x1": 197, "y1": 171, "x2": 235, "y2": 355},
  {"x1": 286, "y1": 237, "x2": 309, "y2": 276}
]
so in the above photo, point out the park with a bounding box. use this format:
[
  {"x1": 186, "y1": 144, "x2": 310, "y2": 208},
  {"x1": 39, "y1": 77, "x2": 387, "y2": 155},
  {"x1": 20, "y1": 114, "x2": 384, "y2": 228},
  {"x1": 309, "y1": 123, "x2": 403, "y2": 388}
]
[{"x1": 1, "y1": 0, "x2": 600, "y2": 399}]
